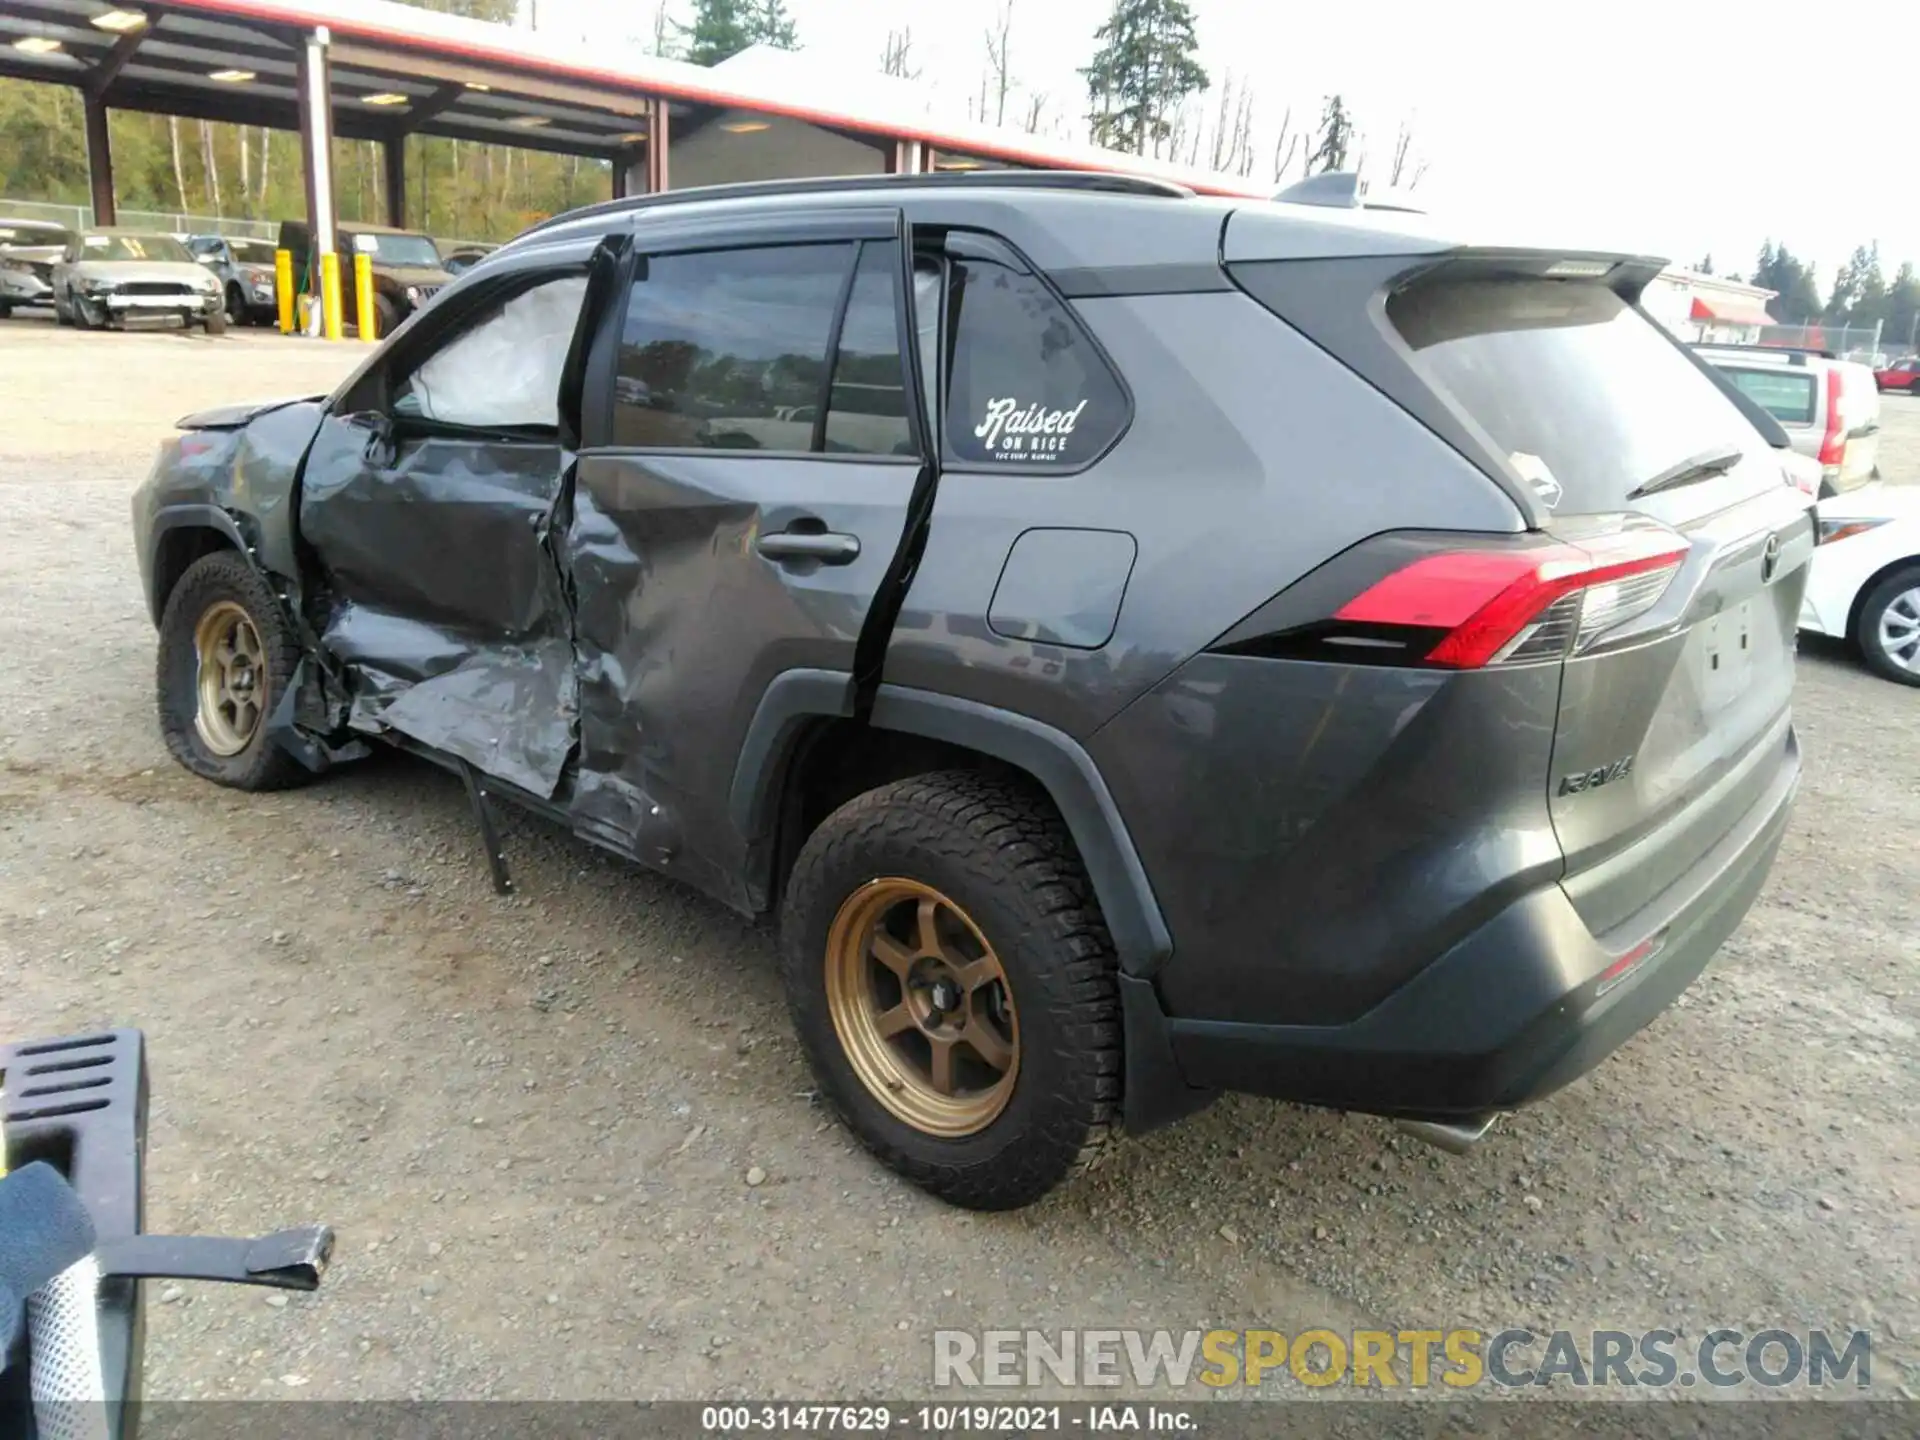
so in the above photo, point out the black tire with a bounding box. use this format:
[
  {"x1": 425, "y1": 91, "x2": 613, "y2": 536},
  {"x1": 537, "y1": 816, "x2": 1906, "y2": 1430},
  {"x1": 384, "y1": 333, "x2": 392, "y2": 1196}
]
[
  {"x1": 71, "y1": 296, "x2": 93, "y2": 330},
  {"x1": 780, "y1": 770, "x2": 1120, "y2": 1210},
  {"x1": 0, "y1": 301, "x2": 11, "y2": 319},
  {"x1": 156, "y1": 550, "x2": 310, "y2": 789},
  {"x1": 203, "y1": 309, "x2": 227, "y2": 336},
  {"x1": 1909, "y1": 379, "x2": 1920, "y2": 397},
  {"x1": 55, "y1": 297, "x2": 71, "y2": 326},
  {"x1": 1851, "y1": 565, "x2": 1920, "y2": 687},
  {"x1": 225, "y1": 283, "x2": 247, "y2": 327},
  {"x1": 371, "y1": 292, "x2": 399, "y2": 342}
]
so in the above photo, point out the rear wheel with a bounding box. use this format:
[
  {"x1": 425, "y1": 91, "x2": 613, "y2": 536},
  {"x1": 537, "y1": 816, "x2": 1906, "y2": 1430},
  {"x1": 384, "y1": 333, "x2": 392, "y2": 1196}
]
[
  {"x1": 780, "y1": 771, "x2": 1120, "y2": 1210},
  {"x1": 156, "y1": 550, "x2": 309, "y2": 789},
  {"x1": 1909, "y1": 379, "x2": 1920, "y2": 396},
  {"x1": 1853, "y1": 566, "x2": 1920, "y2": 686}
]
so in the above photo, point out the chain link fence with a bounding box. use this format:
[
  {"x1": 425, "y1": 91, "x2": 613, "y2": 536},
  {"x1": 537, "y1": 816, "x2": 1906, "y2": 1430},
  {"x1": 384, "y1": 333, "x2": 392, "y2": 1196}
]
[
  {"x1": 0, "y1": 197, "x2": 276, "y2": 241},
  {"x1": 1757, "y1": 322, "x2": 1889, "y2": 365}
]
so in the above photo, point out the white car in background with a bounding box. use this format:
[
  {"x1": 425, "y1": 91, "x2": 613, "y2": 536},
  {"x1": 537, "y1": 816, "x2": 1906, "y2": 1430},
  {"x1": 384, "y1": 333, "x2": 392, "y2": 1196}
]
[{"x1": 1797, "y1": 478, "x2": 1920, "y2": 685}]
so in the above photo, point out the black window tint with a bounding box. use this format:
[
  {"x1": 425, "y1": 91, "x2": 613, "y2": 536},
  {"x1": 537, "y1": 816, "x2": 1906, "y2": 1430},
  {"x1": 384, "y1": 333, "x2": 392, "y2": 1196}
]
[
  {"x1": 823, "y1": 243, "x2": 912, "y2": 456},
  {"x1": 942, "y1": 256, "x2": 1125, "y2": 467},
  {"x1": 613, "y1": 243, "x2": 850, "y2": 451}
]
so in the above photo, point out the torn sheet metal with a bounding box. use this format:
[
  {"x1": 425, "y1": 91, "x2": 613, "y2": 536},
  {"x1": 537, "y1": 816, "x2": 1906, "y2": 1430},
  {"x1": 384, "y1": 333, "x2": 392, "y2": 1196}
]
[
  {"x1": 372, "y1": 641, "x2": 577, "y2": 797},
  {"x1": 298, "y1": 423, "x2": 578, "y2": 798}
]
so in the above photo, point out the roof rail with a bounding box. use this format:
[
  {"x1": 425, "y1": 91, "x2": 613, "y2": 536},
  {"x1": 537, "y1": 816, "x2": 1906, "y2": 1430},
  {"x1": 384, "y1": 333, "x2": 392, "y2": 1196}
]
[
  {"x1": 516, "y1": 169, "x2": 1193, "y2": 244},
  {"x1": 1691, "y1": 342, "x2": 1836, "y2": 361},
  {"x1": 1274, "y1": 170, "x2": 1425, "y2": 214}
]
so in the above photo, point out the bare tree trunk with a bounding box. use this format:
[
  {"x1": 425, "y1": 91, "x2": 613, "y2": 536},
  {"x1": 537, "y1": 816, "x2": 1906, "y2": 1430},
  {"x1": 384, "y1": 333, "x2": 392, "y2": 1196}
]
[
  {"x1": 199, "y1": 121, "x2": 222, "y2": 216},
  {"x1": 881, "y1": 27, "x2": 917, "y2": 79},
  {"x1": 237, "y1": 126, "x2": 250, "y2": 214},
  {"x1": 1271, "y1": 106, "x2": 1301, "y2": 183},
  {"x1": 985, "y1": 0, "x2": 1014, "y2": 128},
  {"x1": 1021, "y1": 92, "x2": 1046, "y2": 133},
  {"x1": 168, "y1": 116, "x2": 190, "y2": 212},
  {"x1": 256, "y1": 127, "x2": 272, "y2": 209}
]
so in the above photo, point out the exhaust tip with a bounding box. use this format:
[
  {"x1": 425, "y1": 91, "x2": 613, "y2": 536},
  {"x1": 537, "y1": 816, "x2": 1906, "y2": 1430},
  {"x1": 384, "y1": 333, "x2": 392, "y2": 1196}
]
[{"x1": 1396, "y1": 1113, "x2": 1501, "y2": 1155}]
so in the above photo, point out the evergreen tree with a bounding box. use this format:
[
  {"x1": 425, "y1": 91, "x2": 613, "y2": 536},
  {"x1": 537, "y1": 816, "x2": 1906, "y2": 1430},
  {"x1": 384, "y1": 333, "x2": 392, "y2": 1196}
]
[
  {"x1": 677, "y1": 0, "x2": 755, "y2": 66},
  {"x1": 1695, "y1": 253, "x2": 1715, "y2": 275},
  {"x1": 1081, "y1": 0, "x2": 1208, "y2": 156},
  {"x1": 750, "y1": 0, "x2": 798, "y2": 50},
  {"x1": 1751, "y1": 241, "x2": 1823, "y2": 325}
]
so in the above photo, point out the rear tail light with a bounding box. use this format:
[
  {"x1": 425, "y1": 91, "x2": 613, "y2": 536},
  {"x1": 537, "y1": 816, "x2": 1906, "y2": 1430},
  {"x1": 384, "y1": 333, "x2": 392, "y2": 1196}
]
[
  {"x1": 1817, "y1": 368, "x2": 1846, "y2": 471},
  {"x1": 1334, "y1": 525, "x2": 1690, "y2": 669},
  {"x1": 1817, "y1": 518, "x2": 1890, "y2": 546}
]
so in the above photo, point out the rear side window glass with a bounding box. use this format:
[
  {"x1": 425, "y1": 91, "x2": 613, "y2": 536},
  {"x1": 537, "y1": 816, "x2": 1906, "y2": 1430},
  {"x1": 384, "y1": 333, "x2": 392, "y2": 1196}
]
[
  {"x1": 394, "y1": 274, "x2": 588, "y2": 430},
  {"x1": 823, "y1": 243, "x2": 913, "y2": 456},
  {"x1": 1389, "y1": 278, "x2": 1759, "y2": 513},
  {"x1": 613, "y1": 243, "x2": 850, "y2": 451},
  {"x1": 941, "y1": 256, "x2": 1125, "y2": 468},
  {"x1": 1718, "y1": 367, "x2": 1816, "y2": 425}
]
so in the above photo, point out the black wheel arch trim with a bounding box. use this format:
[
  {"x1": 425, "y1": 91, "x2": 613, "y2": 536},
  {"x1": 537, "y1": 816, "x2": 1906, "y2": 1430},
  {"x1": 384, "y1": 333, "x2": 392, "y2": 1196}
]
[
  {"x1": 729, "y1": 671, "x2": 1174, "y2": 977},
  {"x1": 144, "y1": 503, "x2": 254, "y2": 623}
]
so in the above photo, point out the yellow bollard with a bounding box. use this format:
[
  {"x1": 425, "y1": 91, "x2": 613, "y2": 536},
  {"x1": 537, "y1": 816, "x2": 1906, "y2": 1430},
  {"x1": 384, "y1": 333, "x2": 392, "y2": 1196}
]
[
  {"x1": 319, "y1": 249, "x2": 344, "y2": 342},
  {"x1": 354, "y1": 251, "x2": 377, "y2": 343},
  {"x1": 275, "y1": 248, "x2": 295, "y2": 334}
]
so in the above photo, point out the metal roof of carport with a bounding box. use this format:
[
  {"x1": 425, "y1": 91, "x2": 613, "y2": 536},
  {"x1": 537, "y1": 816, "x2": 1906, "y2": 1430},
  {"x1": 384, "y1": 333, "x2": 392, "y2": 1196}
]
[{"x1": 0, "y1": 0, "x2": 1276, "y2": 187}]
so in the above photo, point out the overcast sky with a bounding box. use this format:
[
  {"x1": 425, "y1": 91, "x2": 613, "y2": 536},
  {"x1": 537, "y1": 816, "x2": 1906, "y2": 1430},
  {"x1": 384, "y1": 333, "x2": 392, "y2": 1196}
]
[{"x1": 540, "y1": 0, "x2": 1920, "y2": 287}]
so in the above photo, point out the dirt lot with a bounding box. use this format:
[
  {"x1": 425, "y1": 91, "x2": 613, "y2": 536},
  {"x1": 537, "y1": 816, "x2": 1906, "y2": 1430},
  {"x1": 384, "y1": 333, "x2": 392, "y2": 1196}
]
[{"x1": 0, "y1": 317, "x2": 1915, "y2": 1403}]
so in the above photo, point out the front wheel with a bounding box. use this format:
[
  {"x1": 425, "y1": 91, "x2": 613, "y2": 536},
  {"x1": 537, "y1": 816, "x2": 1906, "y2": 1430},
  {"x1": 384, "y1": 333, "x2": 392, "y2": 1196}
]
[
  {"x1": 156, "y1": 550, "x2": 310, "y2": 788},
  {"x1": 203, "y1": 309, "x2": 227, "y2": 336},
  {"x1": 780, "y1": 771, "x2": 1120, "y2": 1210},
  {"x1": 1853, "y1": 565, "x2": 1920, "y2": 686},
  {"x1": 225, "y1": 284, "x2": 248, "y2": 327}
]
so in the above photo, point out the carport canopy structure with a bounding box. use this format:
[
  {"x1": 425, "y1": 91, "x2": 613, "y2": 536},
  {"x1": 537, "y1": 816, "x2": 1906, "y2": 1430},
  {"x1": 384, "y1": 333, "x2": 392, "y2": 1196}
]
[{"x1": 0, "y1": 0, "x2": 1266, "y2": 329}]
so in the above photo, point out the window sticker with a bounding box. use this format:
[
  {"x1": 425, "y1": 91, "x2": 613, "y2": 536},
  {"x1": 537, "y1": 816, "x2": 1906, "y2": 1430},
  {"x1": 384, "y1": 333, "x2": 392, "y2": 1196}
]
[{"x1": 972, "y1": 398, "x2": 1090, "y2": 462}]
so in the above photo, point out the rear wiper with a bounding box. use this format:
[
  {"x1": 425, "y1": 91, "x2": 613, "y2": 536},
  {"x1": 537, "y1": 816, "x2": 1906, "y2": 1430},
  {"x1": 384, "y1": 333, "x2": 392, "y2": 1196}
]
[{"x1": 1628, "y1": 444, "x2": 1744, "y2": 500}]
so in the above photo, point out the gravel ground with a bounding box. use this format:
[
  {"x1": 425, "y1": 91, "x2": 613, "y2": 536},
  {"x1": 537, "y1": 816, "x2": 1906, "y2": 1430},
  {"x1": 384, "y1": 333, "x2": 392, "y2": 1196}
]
[{"x1": 0, "y1": 317, "x2": 1914, "y2": 1403}]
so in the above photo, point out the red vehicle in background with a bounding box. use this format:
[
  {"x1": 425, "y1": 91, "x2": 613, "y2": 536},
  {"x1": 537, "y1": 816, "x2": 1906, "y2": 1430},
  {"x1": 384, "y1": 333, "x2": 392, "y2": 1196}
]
[{"x1": 1874, "y1": 356, "x2": 1920, "y2": 393}]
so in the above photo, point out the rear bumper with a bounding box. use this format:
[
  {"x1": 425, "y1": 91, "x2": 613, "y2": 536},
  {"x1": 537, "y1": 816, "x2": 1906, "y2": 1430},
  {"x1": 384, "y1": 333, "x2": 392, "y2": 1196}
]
[{"x1": 1139, "y1": 727, "x2": 1798, "y2": 1123}]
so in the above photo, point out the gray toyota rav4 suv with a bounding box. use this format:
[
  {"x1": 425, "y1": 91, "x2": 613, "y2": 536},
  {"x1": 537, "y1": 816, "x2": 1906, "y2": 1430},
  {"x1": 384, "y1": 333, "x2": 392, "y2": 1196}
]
[{"x1": 132, "y1": 172, "x2": 1811, "y2": 1209}]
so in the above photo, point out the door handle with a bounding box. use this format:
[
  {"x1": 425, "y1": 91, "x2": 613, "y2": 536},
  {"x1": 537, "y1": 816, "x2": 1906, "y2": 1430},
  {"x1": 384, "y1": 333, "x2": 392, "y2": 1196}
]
[{"x1": 757, "y1": 531, "x2": 861, "y2": 564}]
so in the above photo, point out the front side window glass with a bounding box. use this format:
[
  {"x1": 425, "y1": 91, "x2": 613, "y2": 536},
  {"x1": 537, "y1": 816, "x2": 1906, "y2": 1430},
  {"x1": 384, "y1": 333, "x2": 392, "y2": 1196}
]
[{"x1": 393, "y1": 275, "x2": 588, "y2": 430}]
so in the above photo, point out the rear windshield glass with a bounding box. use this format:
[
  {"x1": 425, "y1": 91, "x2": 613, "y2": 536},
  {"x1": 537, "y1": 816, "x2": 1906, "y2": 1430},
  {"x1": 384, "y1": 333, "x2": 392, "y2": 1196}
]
[
  {"x1": 1718, "y1": 367, "x2": 1817, "y2": 425},
  {"x1": 1388, "y1": 278, "x2": 1761, "y2": 512}
]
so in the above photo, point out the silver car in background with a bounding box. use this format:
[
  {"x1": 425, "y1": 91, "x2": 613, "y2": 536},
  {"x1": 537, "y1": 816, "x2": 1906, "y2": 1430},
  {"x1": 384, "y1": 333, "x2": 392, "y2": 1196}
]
[
  {"x1": 185, "y1": 234, "x2": 280, "y2": 327},
  {"x1": 1696, "y1": 343, "x2": 1882, "y2": 495},
  {"x1": 51, "y1": 230, "x2": 226, "y2": 334},
  {"x1": 0, "y1": 218, "x2": 73, "y2": 317}
]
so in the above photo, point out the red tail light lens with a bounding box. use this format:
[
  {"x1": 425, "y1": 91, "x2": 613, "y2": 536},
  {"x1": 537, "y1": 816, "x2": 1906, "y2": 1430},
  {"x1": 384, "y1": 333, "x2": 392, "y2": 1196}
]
[
  {"x1": 1817, "y1": 368, "x2": 1846, "y2": 469},
  {"x1": 1334, "y1": 527, "x2": 1690, "y2": 669}
]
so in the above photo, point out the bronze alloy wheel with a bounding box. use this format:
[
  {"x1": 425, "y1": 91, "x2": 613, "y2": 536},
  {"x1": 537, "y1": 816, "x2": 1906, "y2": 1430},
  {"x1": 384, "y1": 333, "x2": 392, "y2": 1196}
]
[
  {"x1": 824, "y1": 878, "x2": 1020, "y2": 1137},
  {"x1": 192, "y1": 600, "x2": 268, "y2": 756}
]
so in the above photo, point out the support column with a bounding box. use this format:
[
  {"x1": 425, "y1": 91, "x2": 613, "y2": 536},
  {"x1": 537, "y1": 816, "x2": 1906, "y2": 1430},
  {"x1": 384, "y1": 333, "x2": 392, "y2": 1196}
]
[
  {"x1": 889, "y1": 138, "x2": 923, "y2": 176},
  {"x1": 296, "y1": 28, "x2": 341, "y2": 339},
  {"x1": 644, "y1": 96, "x2": 669, "y2": 194},
  {"x1": 83, "y1": 93, "x2": 116, "y2": 226},
  {"x1": 613, "y1": 148, "x2": 644, "y2": 199},
  {"x1": 382, "y1": 135, "x2": 407, "y2": 228}
]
